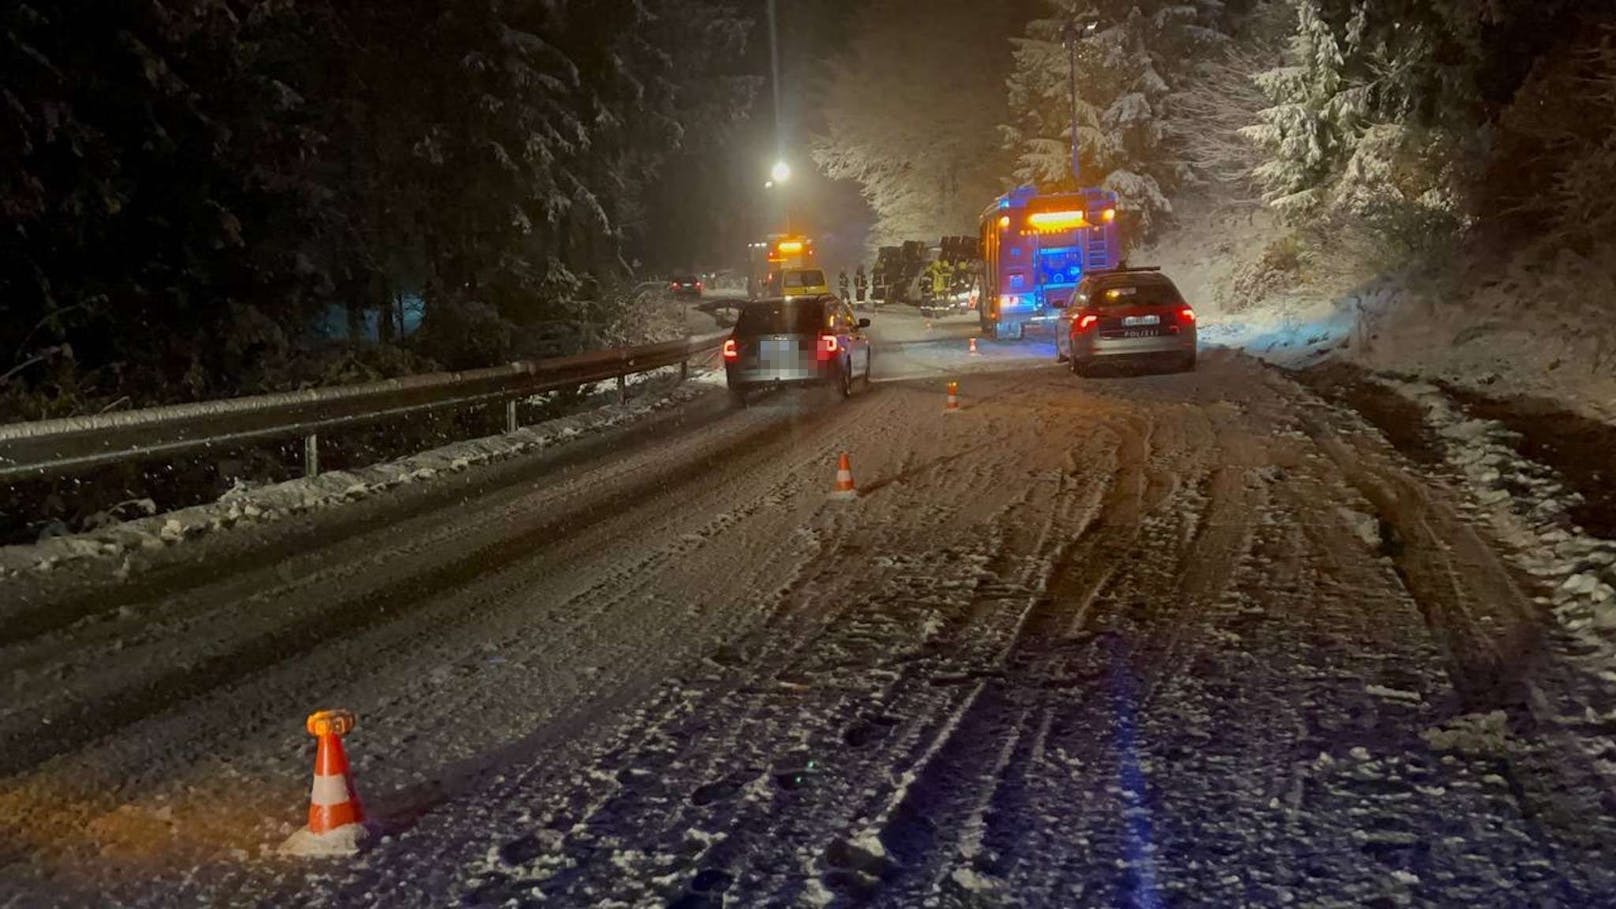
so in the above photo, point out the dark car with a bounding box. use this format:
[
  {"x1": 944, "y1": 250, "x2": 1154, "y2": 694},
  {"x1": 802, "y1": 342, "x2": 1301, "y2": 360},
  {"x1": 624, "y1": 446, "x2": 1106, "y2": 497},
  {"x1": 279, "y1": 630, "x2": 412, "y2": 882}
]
[
  {"x1": 723, "y1": 296, "x2": 873, "y2": 405},
  {"x1": 669, "y1": 274, "x2": 703, "y2": 298},
  {"x1": 1054, "y1": 267, "x2": 1197, "y2": 375}
]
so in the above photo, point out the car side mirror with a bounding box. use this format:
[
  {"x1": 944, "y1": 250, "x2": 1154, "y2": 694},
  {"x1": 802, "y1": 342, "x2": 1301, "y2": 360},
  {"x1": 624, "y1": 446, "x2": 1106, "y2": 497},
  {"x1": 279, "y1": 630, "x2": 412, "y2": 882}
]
[{"x1": 858, "y1": 318, "x2": 871, "y2": 328}]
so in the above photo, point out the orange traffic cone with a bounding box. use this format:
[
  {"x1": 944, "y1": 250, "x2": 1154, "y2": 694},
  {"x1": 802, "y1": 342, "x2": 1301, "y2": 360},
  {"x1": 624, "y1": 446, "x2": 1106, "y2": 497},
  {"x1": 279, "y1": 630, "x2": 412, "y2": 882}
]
[
  {"x1": 281, "y1": 709, "x2": 370, "y2": 856},
  {"x1": 968, "y1": 337, "x2": 981, "y2": 356},
  {"x1": 945, "y1": 381, "x2": 960, "y2": 413},
  {"x1": 831, "y1": 452, "x2": 857, "y2": 499}
]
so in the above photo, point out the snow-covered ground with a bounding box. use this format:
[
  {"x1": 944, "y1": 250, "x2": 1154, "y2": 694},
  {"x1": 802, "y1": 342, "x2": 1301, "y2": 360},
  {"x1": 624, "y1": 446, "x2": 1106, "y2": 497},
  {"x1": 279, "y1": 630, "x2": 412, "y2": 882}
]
[{"x1": 3, "y1": 338, "x2": 1612, "y2": 906}]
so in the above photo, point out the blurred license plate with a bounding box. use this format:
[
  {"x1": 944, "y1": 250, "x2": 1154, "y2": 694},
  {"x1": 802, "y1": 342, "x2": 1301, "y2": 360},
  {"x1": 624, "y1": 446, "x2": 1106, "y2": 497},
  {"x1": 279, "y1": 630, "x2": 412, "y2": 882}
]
[{"x1": 1122, "y1": 315, "x2": 1160, "y2": 327}]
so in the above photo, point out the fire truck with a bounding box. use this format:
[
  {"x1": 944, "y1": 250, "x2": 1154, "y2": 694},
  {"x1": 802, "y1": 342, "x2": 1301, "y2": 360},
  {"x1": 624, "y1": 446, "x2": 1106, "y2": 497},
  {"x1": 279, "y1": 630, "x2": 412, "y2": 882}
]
[
  {"x1": 977, "y1": 186, "x2": 1122, "y2": 340},
  {"x1": 747, "y1": 234, "x2": 816, "y2": 298}
]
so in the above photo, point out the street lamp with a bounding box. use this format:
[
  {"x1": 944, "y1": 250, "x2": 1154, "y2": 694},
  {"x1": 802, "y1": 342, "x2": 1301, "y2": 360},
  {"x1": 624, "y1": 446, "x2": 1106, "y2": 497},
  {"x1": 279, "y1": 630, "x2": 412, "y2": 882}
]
[
  {"x1": 1061, "y1": 17, "x2": 1099, "y2": 184},
  {"x1": 771, "y1": 160, "x2": 792, "y2": 184}
]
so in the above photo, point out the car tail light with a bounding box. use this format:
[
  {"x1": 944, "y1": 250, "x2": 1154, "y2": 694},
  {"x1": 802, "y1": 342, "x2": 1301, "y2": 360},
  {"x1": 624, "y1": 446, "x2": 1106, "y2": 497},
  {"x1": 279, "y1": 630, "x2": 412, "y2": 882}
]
[
  {"x1": 818, "y1": 334, "x2": 840, "y2": 360},
  {"x1": 1075, "y1": 314, "x2": 1099, "y2": 332},
  {"x1": 1177, "y1": 306, "x2": 1196, "y2": 325},
  {"x1": 722, "y1": 338, "x2": 738, "y2": 360}
]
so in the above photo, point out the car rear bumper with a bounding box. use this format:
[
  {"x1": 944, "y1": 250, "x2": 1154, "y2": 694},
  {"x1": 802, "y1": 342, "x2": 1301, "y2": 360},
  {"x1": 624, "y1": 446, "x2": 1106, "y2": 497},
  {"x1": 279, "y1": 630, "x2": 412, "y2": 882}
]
[
  {"x1": 725, "y1": 363, "x2": 838, "y2": 388},
  {"x1": 1075, "y1": 331, "x2": 1196, "y2": 360}
]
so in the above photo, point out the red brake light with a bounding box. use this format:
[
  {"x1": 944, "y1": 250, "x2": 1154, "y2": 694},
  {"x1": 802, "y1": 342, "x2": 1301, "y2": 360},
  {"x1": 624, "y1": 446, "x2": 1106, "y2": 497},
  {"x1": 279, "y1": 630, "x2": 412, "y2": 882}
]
[
  {"x1": 722, "y1": 338, "x2": 738, "y2": 360},
  {"x1": 1075, "y1": 314, "x2": 1099, "y2": 332},
  {"x1": 1178, "y1": 306, "x2": 1196, "y2": 325},
  {"x1": 817, "y1": 334, "x2": 840, "y2": 360}
]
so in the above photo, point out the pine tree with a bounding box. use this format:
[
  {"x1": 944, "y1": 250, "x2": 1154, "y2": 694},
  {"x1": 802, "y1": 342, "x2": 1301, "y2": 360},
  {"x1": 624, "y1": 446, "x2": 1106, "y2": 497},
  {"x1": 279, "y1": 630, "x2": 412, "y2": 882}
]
[
  {"x1": 0, "y1": 0, "x2": 760, "y2": 400},
  {"x1": 1003, "y1": 0, "x2": 1231, "y2": 234},
  {"x1": 1239, "y1": 0, "x2": 1369, "y2": 212}
]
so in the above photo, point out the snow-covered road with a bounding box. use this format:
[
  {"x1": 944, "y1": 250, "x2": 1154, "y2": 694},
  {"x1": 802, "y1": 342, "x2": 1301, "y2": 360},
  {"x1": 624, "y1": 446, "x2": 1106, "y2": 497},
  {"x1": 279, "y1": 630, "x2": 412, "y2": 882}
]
[{"x1": 3, "y1": 317, "x2": 1613, "y2": 906}]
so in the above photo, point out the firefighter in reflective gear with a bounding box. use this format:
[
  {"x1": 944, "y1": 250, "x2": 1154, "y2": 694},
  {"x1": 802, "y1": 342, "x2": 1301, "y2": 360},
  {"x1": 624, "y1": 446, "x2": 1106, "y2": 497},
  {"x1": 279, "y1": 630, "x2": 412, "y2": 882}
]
[
  {"x1": 930, "y1": 259, "x2": 951, "y2": 297},
  {"x1": 838, "y1": 270, "x2": 850, "y2": 300},
  {"x1": 854, "y1": 265, "x2": 868, "y2": 303}
]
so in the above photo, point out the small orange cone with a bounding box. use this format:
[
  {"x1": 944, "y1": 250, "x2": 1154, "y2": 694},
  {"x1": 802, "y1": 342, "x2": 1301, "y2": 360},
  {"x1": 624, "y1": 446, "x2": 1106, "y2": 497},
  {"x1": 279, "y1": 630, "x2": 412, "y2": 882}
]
[
  {"x1": 831, "y1": 452, "x2": 857, "y2": 499},
  {"x1": 968, "y1": 337, "x2": 981, "y2": 356},
  {"x1": 945, "y1": 381, "x2": 960, "y2": 413},
  {"x1": 281, "y1": 709, "x2": 370, "y2": 856}
]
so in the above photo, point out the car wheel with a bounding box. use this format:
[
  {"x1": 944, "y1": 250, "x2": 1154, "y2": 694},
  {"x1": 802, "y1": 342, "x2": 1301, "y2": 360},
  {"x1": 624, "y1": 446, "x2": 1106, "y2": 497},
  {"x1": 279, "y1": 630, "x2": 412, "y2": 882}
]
[
  {"x1": 838, "y1": 361, "x2": 853, "y2": 399},
  {"x1": 728, "y1": 386, "x2": 748, "y2": 408},
  {"x1": 862, "y1": 350, "x2": 874, "y2": 389},
  {"x1": 1070, "y1": 356, "x2": 1088, "y2": 377},
  {"x1": 1181, "y1": 351, "x2": 1198, "y2": 372}
]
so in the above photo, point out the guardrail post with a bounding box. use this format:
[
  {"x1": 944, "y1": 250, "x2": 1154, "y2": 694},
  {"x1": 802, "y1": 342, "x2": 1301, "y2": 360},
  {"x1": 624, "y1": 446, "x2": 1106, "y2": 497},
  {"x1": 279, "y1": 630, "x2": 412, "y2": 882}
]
[
  {"x1": 304, "y1": 433, "x2": 320, "y2": 478},
  {"x1": 505, "y1": 399, "x2": 519, "y2": 434},
  {"x1": 616, "y1": 374, "x2": 627, "y2": 405},
  {"x1": 680, "y1": 358, "x2": 689, "y2": 382}
]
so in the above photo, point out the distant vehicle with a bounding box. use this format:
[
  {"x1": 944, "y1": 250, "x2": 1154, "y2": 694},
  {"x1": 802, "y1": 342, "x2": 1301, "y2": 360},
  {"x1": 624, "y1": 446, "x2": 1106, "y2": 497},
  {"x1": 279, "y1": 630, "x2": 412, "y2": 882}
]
[
  {"x1": 766, "y1": 267, "x2": 831, "y2": 300},
  {"x1": 979, "y1": 185, "x2": 1123, "y2": 340},
  {"x1": 1054, "y1": 266, "x2": 1196, "y2": 375},
  {"x1": 722, "y1": 296, "x2": 873, "y2": 405},
  {"x1": 669, "y1": 274, "x2": 703, "y2": 298},
  {"x1": 747, "y1": 234, "x2": 817, "y2": 299}
]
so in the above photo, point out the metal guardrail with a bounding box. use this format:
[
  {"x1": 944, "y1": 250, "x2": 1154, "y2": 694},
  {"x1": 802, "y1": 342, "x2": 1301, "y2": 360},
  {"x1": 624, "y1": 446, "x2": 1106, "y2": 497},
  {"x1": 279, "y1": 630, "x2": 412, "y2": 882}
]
[{"x1": 0, "y1": 331, "x2": 728, "y2": 482}]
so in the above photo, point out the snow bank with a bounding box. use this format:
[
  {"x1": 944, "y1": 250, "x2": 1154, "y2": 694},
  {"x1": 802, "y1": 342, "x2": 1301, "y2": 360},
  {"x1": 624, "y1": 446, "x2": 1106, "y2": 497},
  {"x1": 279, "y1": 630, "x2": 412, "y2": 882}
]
[
  {"x1": 0, "y1": 374, "x2": 719, "y2": 579},
  {"x1": 1140, "y1": 197, "x2": 1616, "y2": 424},
  {"x1": 1380, "y1": 378, "x2": 1616, "y2": 788}
]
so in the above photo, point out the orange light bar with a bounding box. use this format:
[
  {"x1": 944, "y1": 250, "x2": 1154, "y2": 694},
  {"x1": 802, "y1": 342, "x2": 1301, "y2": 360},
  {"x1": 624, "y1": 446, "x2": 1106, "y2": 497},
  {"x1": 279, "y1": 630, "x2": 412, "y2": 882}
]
[
  {"x1": 1027, "y1": 210, "x2": 1087, "y2": 231},
  {"x1": 1101, "y1": 208, "x2": 1116, "y2": 223},
  {"x1": 777, "y1": 240, "x2": 804, "y2": 254}
]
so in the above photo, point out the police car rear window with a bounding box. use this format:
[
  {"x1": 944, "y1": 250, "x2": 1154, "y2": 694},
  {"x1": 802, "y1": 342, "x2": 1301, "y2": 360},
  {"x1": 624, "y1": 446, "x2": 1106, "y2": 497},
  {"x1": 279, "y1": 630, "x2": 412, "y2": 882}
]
[{"x1": 1089, "y1": 282, "x2": 1181, "y2": 307}]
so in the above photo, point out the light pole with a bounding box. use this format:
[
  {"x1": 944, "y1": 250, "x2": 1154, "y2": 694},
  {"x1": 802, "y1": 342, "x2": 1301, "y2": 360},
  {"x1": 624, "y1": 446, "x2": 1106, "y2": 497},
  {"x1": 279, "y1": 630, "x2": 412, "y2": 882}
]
[{"x1": 1061, "y1": 17, "x2": 1099, "y2": 185}]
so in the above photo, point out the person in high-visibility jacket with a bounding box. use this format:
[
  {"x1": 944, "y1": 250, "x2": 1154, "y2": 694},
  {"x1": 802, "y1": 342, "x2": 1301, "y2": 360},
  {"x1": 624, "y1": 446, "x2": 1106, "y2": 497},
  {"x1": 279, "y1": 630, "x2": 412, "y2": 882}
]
[
  {"x1": 931, "y1": 260, "x2": 951, "y2": 296},
  {"x1": 838, "y1": 270, "x2": 850, "y2": 300}
]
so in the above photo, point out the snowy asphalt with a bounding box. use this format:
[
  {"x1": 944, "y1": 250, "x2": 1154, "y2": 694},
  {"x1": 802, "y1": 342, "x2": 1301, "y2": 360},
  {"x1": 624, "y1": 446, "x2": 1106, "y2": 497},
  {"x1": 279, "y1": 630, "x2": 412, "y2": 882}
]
[{"x1": 3, "y1": 307, "x2": 1614, "y2": 906}]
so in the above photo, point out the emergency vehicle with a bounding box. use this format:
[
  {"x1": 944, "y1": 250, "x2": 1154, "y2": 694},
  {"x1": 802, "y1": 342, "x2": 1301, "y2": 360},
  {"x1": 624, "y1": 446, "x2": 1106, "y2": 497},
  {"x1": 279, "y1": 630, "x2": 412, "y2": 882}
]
[
  {"x1": 977, "y1": 186, "x2": 1122, "y2": 340},
  {"x1": 747, "y1": 234, "x2": 817, "y2": 299}
]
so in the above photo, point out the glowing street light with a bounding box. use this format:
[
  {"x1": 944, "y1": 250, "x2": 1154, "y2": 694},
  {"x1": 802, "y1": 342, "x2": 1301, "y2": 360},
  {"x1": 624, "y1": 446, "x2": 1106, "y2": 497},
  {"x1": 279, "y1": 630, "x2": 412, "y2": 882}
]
[{"x1": 770, "y1": 160, "x2": 792, "y2": 184}]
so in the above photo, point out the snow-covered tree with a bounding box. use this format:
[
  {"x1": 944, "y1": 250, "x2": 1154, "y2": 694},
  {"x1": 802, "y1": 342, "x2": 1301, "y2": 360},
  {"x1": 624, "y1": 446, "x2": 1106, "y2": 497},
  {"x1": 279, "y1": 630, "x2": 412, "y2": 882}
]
[
  {"x1": 0, "y1": 0, "x2": 758, "y2": 401},
  {"x1": 1238, "y1": 0, "x2": 1371, "y2": 212},
  {"x1": 813, "y1": 0, "x2": 1021, "y2": 246},
  {"x1": 1003, "y1": 0, "x2": 1230, "y2": 234}
]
